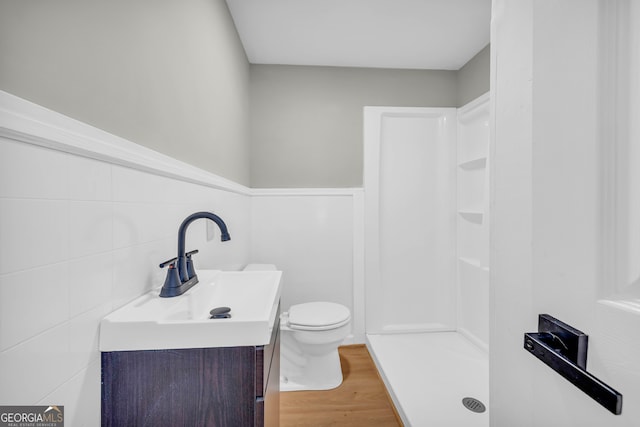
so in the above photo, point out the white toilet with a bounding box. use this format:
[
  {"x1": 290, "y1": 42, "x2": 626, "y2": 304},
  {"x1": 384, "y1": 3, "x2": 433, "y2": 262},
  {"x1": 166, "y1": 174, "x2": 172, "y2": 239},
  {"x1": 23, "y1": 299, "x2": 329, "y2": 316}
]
[
  {"x1": 280, "y1": 301, "x2": 351, "y2": 391},
  {"x1": 243, "y1": 264, "x2": 351, "y2": 392}
]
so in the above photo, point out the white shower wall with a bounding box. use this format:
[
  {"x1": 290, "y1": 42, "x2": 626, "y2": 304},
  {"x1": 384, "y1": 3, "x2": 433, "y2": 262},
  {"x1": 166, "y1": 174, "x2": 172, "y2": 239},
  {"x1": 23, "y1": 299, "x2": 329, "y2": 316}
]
[
  {"x1": 363, "y1": 99, "x2": 490, "y2": 349},
  {"x1": 364, "y1": 107, "x2": 458, "y2": 334},
  {"x1": 362, "y1": 101, "x2": 490, "y2": 425}
]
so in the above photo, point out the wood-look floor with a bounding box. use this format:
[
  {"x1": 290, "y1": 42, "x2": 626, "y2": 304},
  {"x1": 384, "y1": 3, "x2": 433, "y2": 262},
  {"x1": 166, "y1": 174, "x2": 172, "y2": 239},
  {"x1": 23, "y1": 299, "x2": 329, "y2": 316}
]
[{"x1": 280, "y1": 344, "x2": 403, "y2": 427}]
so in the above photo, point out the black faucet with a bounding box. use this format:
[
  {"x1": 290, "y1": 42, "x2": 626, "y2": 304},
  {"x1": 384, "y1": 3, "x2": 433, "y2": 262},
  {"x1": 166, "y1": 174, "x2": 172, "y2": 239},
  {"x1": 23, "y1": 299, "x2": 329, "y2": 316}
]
[{"x1": 159, "y1": 211, "x2": 230, "y2": 297}]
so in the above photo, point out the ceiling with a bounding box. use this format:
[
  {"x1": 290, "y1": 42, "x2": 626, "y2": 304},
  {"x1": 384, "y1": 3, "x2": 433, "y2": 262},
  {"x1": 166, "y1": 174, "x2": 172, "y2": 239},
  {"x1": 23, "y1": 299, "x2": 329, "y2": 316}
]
[{"x1": 225, "y1": 0, "x2": 491, "y2": 71}]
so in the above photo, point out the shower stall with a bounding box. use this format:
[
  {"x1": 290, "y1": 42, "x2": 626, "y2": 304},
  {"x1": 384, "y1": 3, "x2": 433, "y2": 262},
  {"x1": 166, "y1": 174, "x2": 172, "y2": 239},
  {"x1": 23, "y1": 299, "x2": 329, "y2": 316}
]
[{"x1": 363, "y1": 94, "x2": 490, "y2": 426}]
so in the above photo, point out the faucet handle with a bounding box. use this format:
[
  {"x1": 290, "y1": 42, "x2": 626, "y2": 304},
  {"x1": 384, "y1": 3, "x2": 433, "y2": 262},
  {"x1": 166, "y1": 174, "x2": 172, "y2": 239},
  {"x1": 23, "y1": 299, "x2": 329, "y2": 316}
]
[
  {"x1": 186, "y1": 249, "x2": 199, "y2": 280},
  {"x1": 159, "y1": 250, "x2": 196, "y2": 269},
  {"x1": 159, "y1": 256, "x2": 178, "y2": 269}
]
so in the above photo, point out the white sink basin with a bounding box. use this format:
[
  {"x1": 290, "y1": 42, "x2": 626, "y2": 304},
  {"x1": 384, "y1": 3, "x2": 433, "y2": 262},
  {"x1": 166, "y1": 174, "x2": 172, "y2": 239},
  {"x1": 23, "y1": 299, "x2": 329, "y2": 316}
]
[{"x1": 99, "y1": 270, "x2": 282, "y2": 351}]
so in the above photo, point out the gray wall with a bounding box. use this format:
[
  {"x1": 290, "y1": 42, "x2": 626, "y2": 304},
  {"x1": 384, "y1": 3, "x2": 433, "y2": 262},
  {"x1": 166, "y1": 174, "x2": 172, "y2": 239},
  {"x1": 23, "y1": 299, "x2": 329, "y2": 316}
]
[
  {"x1": 0, "y1": 0, "x2": 488, "y2": 190},
  {"x1": 0, "y1": 0, "x2": 251, "y2": 185},
  {"x1": 457, "y1": 44, "x2": 490, "y2": 106},
  {"x1": 250, "y1": 65, "x2": 458, "y2": 188}
]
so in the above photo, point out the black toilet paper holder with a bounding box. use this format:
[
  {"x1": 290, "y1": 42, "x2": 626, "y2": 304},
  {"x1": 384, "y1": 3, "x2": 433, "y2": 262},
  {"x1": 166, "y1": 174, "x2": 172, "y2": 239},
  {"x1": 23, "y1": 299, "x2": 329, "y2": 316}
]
[{"x1": 523, "y1": 314, "x2": 623, "y2": 415}]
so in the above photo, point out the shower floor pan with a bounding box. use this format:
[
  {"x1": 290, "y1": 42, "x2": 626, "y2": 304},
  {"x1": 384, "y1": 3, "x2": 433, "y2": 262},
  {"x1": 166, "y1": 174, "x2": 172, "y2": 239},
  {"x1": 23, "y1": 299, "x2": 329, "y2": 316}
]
[{"x1": 367, "y1": 332, "x2": 489, "y2": 427}]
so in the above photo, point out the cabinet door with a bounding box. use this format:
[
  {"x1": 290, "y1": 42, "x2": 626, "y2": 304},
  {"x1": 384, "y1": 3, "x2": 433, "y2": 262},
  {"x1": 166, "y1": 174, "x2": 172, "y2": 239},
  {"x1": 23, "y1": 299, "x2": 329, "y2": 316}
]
[
  {"x1": 255, "y1": 306, "x2": 280, "y2": 427},
  {"x1": 102, "y1": 347, "x2": 256, "y2": 427},
  {"x1": 262, "y1": 325, "x2": 280, "y2": 427}
]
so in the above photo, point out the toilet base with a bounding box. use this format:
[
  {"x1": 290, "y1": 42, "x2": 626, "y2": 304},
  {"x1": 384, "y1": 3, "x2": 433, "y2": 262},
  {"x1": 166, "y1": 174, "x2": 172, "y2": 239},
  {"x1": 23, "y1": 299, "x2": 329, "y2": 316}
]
[{"x1": 280, "y1": 347, "x2": 344, "y2": 392}]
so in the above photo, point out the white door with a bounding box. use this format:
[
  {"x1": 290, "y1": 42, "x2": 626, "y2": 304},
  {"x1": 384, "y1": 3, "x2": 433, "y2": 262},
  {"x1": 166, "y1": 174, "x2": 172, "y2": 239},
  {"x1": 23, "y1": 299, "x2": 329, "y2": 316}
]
[{"x1": 491, "y1": 1, "x2": 640, "y2": 426}]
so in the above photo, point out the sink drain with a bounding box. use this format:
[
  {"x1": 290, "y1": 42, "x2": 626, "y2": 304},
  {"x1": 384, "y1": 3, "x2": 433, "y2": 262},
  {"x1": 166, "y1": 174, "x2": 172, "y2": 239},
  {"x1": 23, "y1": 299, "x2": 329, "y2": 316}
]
[
  {"x1": 209, "y1": 307, "x2": 231, "y2": 319},
  {"x1": 462, "y1": 397, "x2": 486, "y2": 413}
]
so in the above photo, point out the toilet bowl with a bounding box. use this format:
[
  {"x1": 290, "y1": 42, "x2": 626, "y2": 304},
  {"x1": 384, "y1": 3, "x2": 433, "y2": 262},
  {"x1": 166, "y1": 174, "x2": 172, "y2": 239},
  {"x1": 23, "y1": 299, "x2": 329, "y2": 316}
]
[
  {"x1": 280, "y1": 301, "x2": 351, "y2": 391},
  {"x1": 242, "y1": 264, "x2": 351, "y2": 392}
]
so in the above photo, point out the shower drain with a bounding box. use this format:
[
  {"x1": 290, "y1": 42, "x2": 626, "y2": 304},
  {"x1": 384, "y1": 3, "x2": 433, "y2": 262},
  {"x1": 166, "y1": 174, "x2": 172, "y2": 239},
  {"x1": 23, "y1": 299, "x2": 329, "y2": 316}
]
[{"x1": 462, "y1": 397, "x2": 486, "y2": 413}]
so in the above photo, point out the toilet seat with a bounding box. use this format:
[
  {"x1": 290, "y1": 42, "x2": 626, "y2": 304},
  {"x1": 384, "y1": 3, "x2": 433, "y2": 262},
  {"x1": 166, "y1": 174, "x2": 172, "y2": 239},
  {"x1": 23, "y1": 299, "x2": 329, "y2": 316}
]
[{"x1": 287, "y1": 302, "x2": 351, "y2": 331}]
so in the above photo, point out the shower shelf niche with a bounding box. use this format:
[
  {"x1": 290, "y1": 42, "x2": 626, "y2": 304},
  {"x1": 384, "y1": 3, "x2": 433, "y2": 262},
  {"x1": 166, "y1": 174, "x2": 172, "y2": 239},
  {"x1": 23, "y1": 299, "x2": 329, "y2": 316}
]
[
  {"x1": 458, "y1": 257, "x2": 490, "y2": 272},
  {"x1": 457, "y1": 210, "x2": 484, "y2": 223},
  {"x1": 456, "y1": 92, "x2": 490, "y2": 350},
  {"x1": 458, "y1": 156, "x2": 487, "y2": 170}
]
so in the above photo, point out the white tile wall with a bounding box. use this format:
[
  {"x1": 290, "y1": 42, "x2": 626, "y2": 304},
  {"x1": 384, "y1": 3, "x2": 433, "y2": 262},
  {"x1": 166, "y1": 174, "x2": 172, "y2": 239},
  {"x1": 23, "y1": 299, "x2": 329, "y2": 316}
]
[
  {"x1": 67, "y1": 254, "x2": 112, "y2": 317},
  {"x1": 0, "y1": 199, "x2": 69, "y2": 273},
  {"x1": 0, "y1": 263, "x2": 69, "y2": 351},
  {"x1": 0, "y1": 136, "x2": 251, "y2": 421},
  {"x1": 0, "y1": 322, "x2": 71, "y2": 404},
  {"x1": 0, "y1": 139, "x2": 71, "y2": 200},
  {"x1": 39, "y1": 360, "x2": 101, "y2": 427}
]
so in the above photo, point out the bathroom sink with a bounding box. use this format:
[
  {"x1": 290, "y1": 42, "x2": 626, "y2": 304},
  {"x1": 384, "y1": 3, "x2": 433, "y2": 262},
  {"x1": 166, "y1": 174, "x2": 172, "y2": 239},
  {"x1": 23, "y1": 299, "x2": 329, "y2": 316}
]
[{"x1": 99, "y1": 270, "x2": 282, "y2": 351}]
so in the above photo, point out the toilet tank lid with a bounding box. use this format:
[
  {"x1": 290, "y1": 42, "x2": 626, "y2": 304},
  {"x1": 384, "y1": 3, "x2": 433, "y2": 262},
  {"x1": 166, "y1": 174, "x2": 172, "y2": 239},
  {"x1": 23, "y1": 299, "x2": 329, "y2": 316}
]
[{"x1": 288, "y1": 302, "x2": 351, "y2": 327}]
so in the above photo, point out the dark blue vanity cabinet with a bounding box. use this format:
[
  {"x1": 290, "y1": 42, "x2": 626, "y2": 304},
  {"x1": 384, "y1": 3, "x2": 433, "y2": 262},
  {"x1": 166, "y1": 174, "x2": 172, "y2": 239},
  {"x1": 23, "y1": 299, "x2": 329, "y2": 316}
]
[{"x1": 101, "y1": 317, "x2": 280, "y2": 426}]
